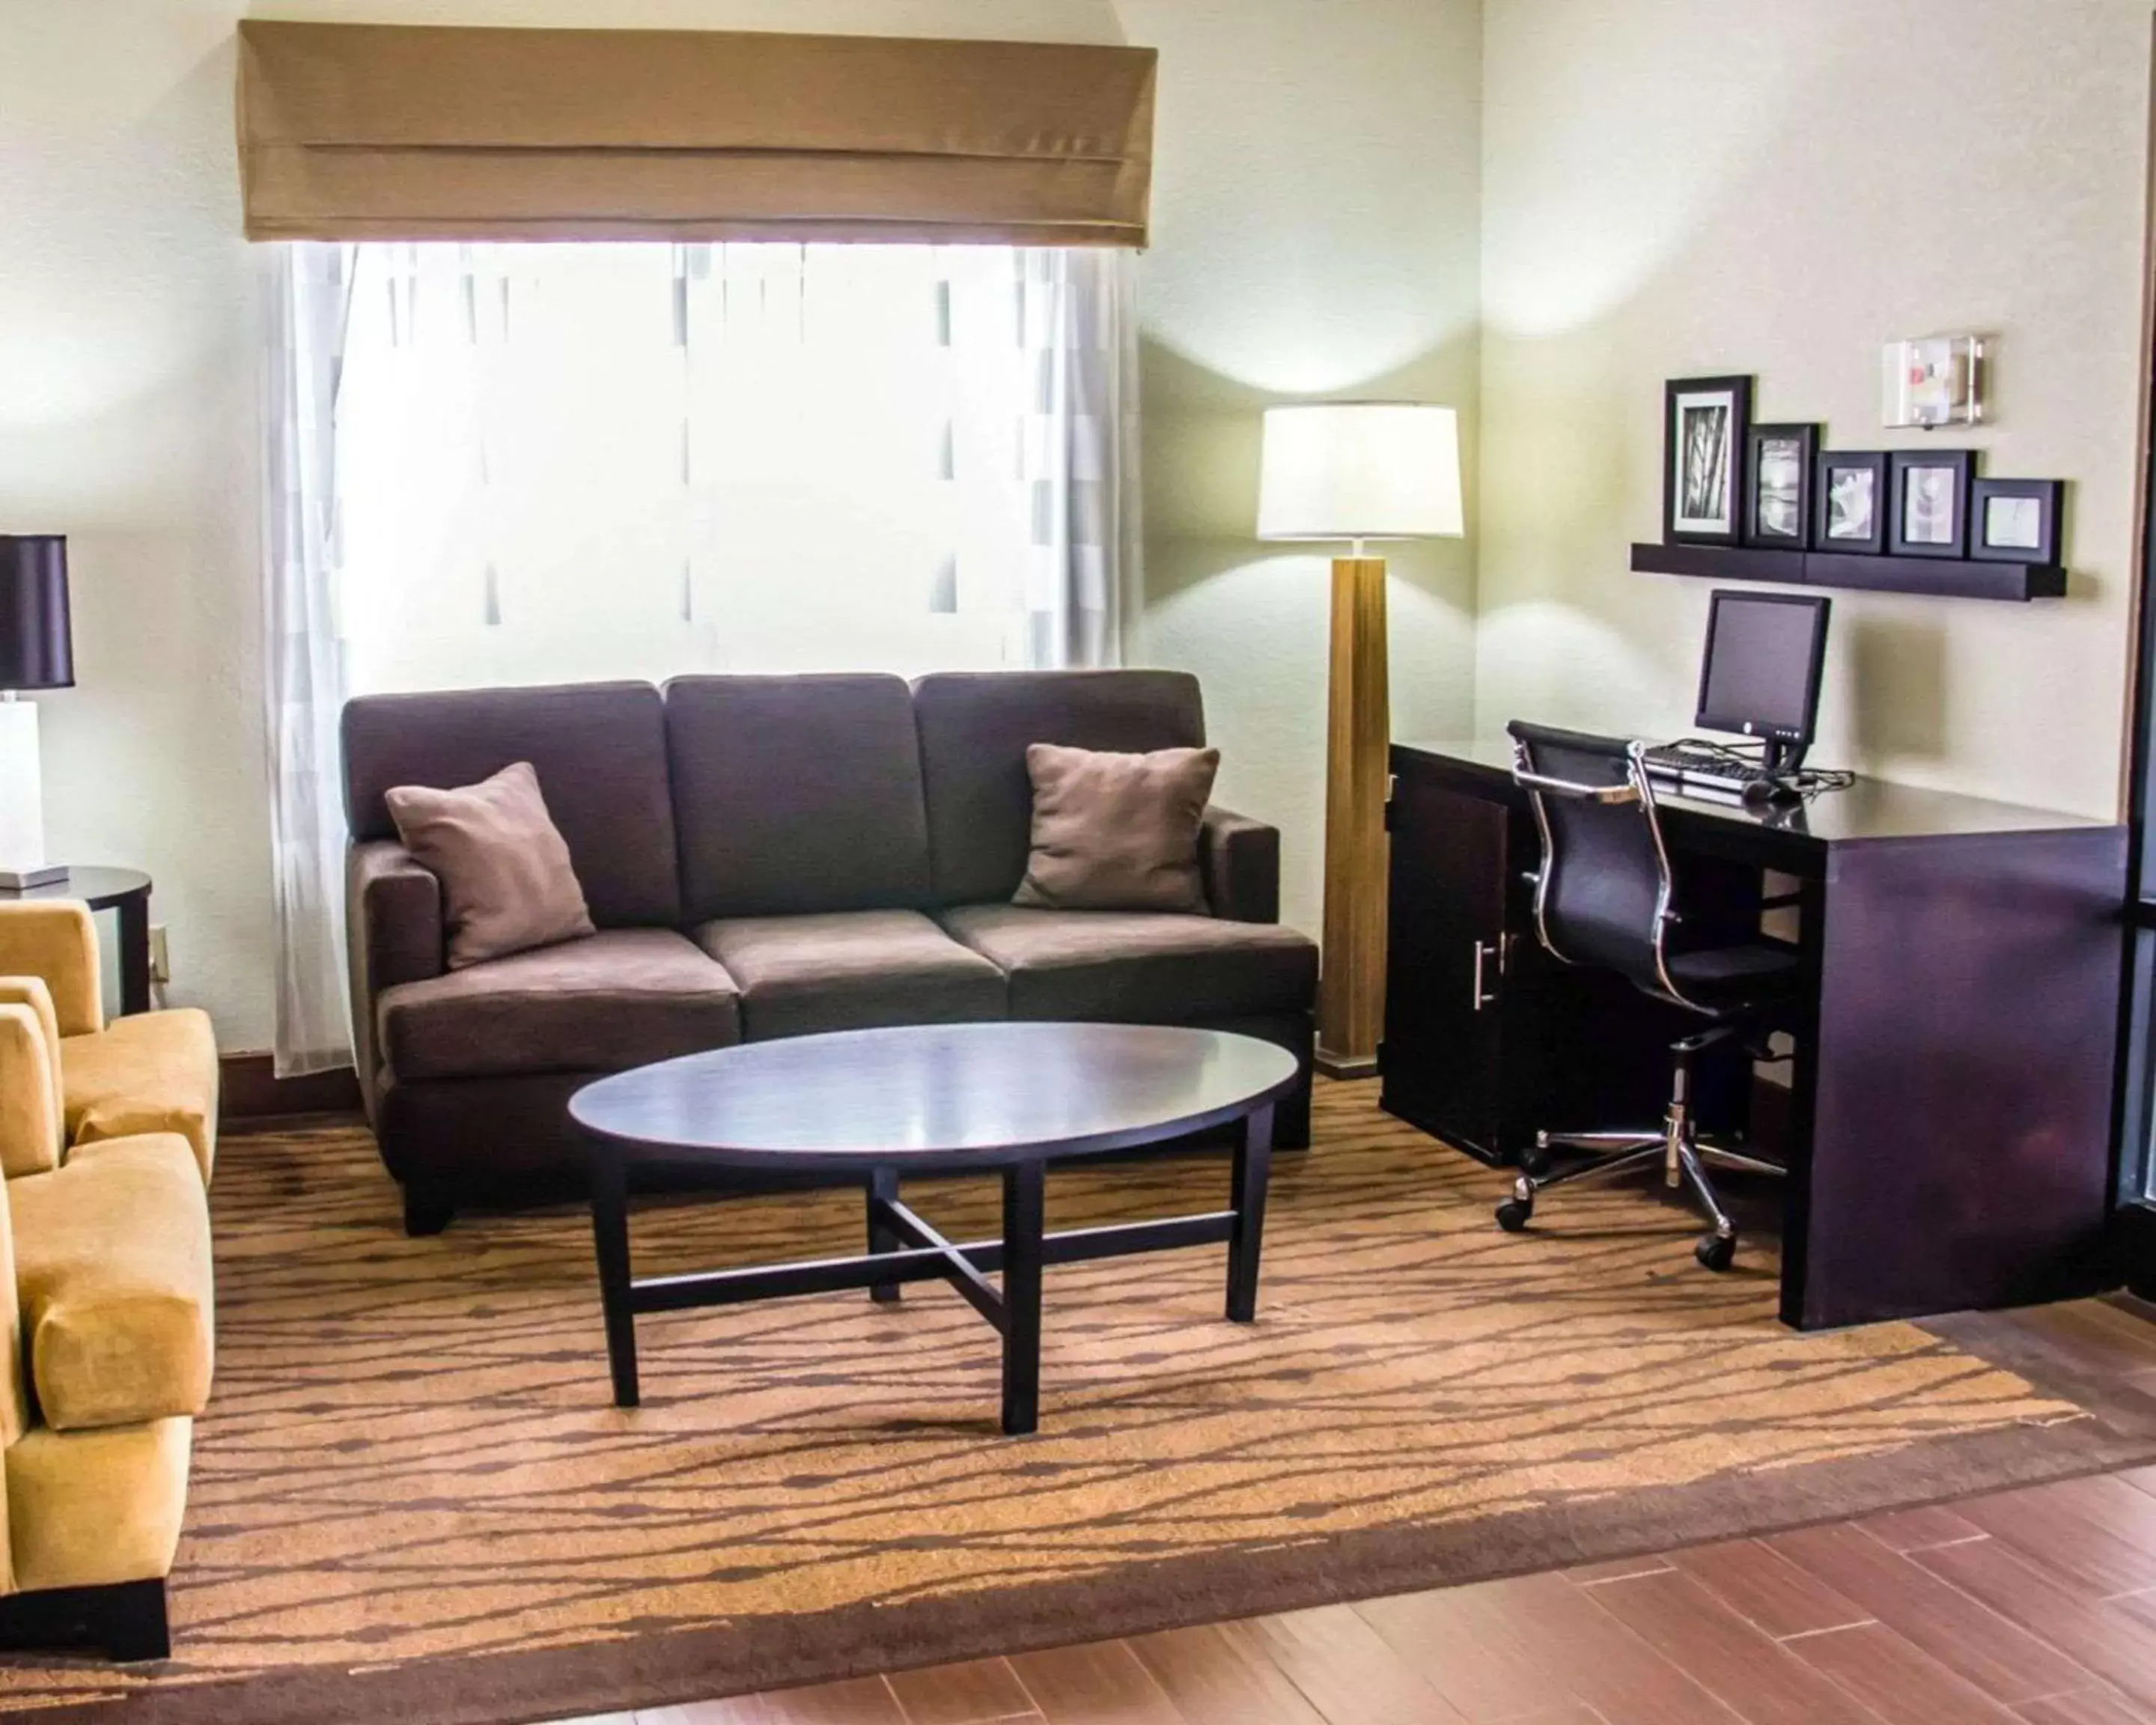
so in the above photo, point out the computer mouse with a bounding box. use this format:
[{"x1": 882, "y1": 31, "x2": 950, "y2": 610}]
[{"x1": 1741, "y1": 777, "x2": 1805, "y2": 807}]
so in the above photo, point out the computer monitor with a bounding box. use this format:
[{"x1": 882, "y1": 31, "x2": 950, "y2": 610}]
[{"x1": 1693, "y1": 589, "x2": 1831, "y2": 772}]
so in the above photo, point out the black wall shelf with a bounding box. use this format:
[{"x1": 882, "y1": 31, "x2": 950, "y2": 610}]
[{"x1": 1630, "y1": 541, "x2": 2066, "y2": 603}]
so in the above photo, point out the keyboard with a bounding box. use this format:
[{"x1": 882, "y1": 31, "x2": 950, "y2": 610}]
[{"x1": 1639, "y1": 743, "x2": 1785, "y2": 796}]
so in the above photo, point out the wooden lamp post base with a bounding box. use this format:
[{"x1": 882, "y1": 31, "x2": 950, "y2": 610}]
[{"x1": 1315, "y1": 554, "x2": 1389, "y2": 1079}]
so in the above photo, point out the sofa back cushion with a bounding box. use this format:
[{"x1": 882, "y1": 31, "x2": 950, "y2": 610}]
[
  {"x1": 912, "y1": 671, "x2": 1207, "y2": 906},
  {"x1": 342, "y1": 682, "x2": 681, "y2": 928},
  {"x1": 665, "y1": 675, "x2": 934, "y2": 920}
]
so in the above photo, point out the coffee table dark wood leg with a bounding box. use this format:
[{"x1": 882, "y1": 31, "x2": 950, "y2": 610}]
[
  {"x1": 588, "y1": 1139, "x2": 640, "y2": 1408},
  {"x1": 1227, "y1": 1102, "x2": 1275, "y2": 1323},
  {"x1": 1000, "y1": 1159, "x2": 1045, "y2": 1436},
  {"x1": 867, "y1": 1166, "x2": 901, "y2": 1304}
]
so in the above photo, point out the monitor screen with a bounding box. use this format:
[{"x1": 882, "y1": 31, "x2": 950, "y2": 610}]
[{"x1": 1695, "y1": 591, "x2": 1830, "y2": 743}]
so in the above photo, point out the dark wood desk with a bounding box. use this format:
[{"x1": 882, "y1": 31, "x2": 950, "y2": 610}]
[{"x1": 1382, "y1": 740, "x2": 2127, "y2": 1330}]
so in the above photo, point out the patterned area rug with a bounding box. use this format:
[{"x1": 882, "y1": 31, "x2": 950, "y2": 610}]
[{"x1": 11, "y1": 1082, "x2": 2149, "y2": 1724}]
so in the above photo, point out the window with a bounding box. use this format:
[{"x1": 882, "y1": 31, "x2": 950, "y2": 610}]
[{"x1": 329, "y1": 242, "x2": 1131, "y2": 692}]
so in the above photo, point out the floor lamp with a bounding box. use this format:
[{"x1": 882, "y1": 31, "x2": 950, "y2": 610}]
[{"x1": 1258, "y1": 404, "x2": 1464, "y2": 1078}]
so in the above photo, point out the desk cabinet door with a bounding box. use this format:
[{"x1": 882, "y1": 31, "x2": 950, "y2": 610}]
[{"x1": 1381, "y1": 771, "x2": 1510, "y2": 1159}]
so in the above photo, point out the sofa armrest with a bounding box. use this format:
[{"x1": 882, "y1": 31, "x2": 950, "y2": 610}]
[
  {"x1": 0, "y1": 903, "x2": 100, "y2": 1037},
  {"x1": 347, "y1": 842, "x2": 444, "y2": 1093},
  {"x1": 1200, "y1": 806, "x2": 1282, "y2": 924}
]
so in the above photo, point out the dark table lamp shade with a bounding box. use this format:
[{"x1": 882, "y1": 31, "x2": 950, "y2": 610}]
[{"x1": 0, "y1": 538, "x2": 73, "y2": 691}]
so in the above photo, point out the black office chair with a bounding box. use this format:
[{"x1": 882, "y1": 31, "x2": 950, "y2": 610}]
[{"x1": 1497, "y1": 719, "x2": 1795, "y2": 1270}]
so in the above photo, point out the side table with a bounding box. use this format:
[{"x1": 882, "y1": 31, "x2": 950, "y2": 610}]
[{"x1": 0, "y1": 867, "x2": 153, "y2": 1016}]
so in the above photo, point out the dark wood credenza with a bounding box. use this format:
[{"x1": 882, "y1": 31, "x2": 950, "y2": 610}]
[{"x1": 1380, "y1": 740, "x2": 2128, "y2": 1330}]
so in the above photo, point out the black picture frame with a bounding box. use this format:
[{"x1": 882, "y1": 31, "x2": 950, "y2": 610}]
[
  {"x1": 1663, "y1": 376, "x2": 1754, "y2": 546},
  {"x1": 1744, "y1": 422, "x2": 1820, "y2": 550},
  {"x1": 1888, "y1": 449, "x2": 1977, "y2": 560},
  {"x1": 1814, "y1": 451, "x2": 1890, "y2": 556},
  {"x1": 1970, "y1": 478, "x2": 2065, "y2": 568}
]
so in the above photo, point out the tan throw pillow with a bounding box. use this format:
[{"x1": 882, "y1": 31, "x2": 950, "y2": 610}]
[
  {"x1": 1014, "y1": 743, "x2": 1220, "y2": 913},
  {"x1": 385, "y1": 761, "x2": 595, "y2": 969}
]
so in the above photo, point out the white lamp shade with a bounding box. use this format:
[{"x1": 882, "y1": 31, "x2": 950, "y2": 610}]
[{"x1": 1256, "y1": 402, "x2": 1464, "y2": 541}]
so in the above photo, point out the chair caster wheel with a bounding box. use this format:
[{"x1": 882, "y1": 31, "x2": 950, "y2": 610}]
[
  {"x1": 1496, "y1": 1198, "x2": 1534, "y2": 1233},
  {"x1": 1696, "y1": 1234, "x2": 1736, "y2": 1272}
]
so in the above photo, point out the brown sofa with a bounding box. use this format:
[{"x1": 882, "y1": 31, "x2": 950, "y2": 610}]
[{"x1": 344, "y1": 671, "x2": 1318, "y2": 1232}]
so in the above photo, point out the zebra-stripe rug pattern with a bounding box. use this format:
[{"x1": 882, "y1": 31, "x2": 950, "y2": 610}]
[{"x1": 3, "y1": 1081, "x2": 2125, "y2": 1722}]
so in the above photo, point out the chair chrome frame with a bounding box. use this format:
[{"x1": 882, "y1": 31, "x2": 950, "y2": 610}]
[{"x1": 1504, "y1": 733, "x2": 1787, "y2": 1271}]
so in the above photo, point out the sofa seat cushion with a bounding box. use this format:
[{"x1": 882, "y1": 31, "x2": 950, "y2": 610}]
[
  {"x1": 380, "y1": 928, "x2": 740, "y2": 1081},
  {"x1": 695, "y1": 911, "x2": 1007, "y2": 1041},
  {"x1": 937, "y1": 904, "x2": 1318, "y2": 1023},
  {"x1": 10, "y1": 1134, "x2": 213, "y2": 1432},
  {"x1": 61, "y1": 1008, "x2": 219, "y2": 1185}
]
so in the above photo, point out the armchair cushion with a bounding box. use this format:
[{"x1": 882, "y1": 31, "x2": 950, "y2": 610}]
[
  {"x1": 693, "y1": 910, "x2": 1005, "y2": 1041},
  {"x1": 61, "y1": 1008, "x2": 219, "y2": 1185},
  {"x1": 937, "y1": 904, "x2": 1318, "y2": 1023},
  {"x1": 377, "y1": 928, "x2": 740, "y2": 1080},
  {"x1": 0, "y1": 901, "x2": 101, "y2": 1037},
  {"x1": 10, "y1": 1134, "x2": 214, "y2": 1432}
]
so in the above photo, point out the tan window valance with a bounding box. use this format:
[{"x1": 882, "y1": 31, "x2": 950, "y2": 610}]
[{"x1": 235, "y1": 20, "x2": 1156, "y2": 246}]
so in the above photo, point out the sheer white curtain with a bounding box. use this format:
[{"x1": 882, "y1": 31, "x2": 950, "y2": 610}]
[
  {"x1": 262, "y1": 240, "x2": 1138, "y2": 1073},
  {"x1": 1006, "y1": 248, "x2": 1140, "y2": 670},
  {"x1": 261, "y1": 243, "x2": 359, "y2": 1077}
]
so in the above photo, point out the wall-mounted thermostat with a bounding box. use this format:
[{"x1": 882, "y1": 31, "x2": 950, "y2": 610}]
[{"x1": 1884, "y1": 334, "x2": 1987, "y2": 430}]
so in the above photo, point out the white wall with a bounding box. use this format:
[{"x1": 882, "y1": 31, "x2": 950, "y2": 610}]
[
  {"x1": 1, "y1": 1, "x2": 268, "y2": 1044},
  {"x1": 10, "y1": 0, "x2": 1470, "y2": 1050},
  {"x1": 1121, "y1": 0, "x2": 1484, "y2": 941},
  {"x1": 1476, "y1": 0, "x2": 2153, "y2": 820}
]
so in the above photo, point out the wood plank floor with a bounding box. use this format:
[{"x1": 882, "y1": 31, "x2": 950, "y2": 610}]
[{"x1": 560, "y1": 1296, "x2": 2156, "y2": 1725}]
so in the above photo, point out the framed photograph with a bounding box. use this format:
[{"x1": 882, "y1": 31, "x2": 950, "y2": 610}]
[
  {"x1": 1663, "y1": 375, "x2": 1753, "y2": 545},
  {"x1": 1971, "y1": 478, "x2": 2065, "y2": 567},
  {"x1": 1814, "y1": 451, "x2": 1889, "y2": 556},
  {"x1": 1889, "y1": 449, "x2": 1977, "y2": 559},
  {"x1": 1744, "y1": 422, "x2": 1819, "y2": 550}
]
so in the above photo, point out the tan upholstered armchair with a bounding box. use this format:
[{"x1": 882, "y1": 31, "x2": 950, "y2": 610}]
[{"x1": 0, "y1": 901, "x2": 217, "y2": 1659}]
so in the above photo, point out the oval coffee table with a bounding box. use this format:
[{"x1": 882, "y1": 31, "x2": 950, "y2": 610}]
[{"x1": 569, "y1": 1022, "x2": 1301, "y2": 1435}]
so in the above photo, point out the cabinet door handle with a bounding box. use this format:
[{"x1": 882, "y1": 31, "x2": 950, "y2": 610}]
[{"x1": 1472, "y1": 940, "x2": 1499, "y2": 1011}]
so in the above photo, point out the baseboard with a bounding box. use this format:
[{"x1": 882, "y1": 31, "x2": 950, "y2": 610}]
[{"x1": 219, "y1": 1053, "x2": 363, "y2": 1123}]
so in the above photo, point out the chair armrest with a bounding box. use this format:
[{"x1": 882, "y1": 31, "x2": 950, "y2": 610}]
[
  {"x1": 0, "y1": 903, "x2": 101, "y2": 1037},
  {"x1": 347, "y1": 842, "x2": 443, "y2": 1089},
  {"x1": 0, "y1": 1000, "x2": 61, "y2": 1178},
  {"x1": 0, "y1": 977, "x2": 62, "y2": 1143},
  {"x1": 1200, "y1": 806, "x2": 1282, "y2": 924}
]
